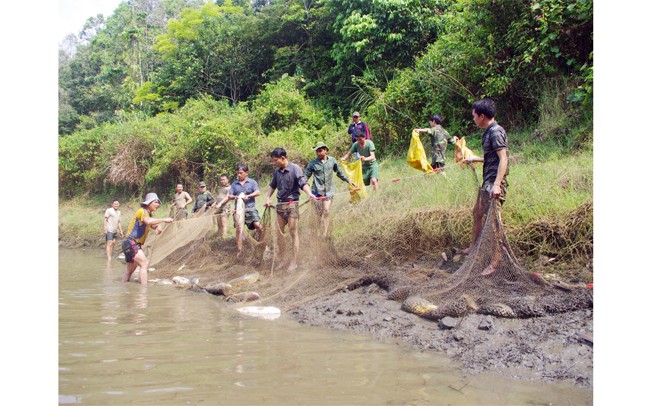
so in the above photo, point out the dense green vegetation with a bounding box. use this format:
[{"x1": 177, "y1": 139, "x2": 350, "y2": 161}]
[{"x1": 59, "y1": 0, "x2": 592, "y2": 209}]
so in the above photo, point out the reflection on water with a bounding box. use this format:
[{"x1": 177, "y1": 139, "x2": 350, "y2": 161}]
[{"x1": 59, "y1": 249, "x2": 591, "y2": 405}]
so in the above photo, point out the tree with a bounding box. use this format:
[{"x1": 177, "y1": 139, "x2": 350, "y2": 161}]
[
  {"x1": 149, "y1": 2, "x2": 272, "y2": 109},
  {"x1": 58, "y1": 0, "x2": 204, "y2": 133}
]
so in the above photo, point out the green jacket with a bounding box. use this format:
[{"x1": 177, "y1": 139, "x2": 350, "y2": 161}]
[
  {"x1": 427, "y1": 125, "x2": 456, "y2": 164},
  {"x1": 304, "y1": 156, "x2": 350, "y2": 197},
  {"x1": 193, "y1": 191, "x2": 214, "y2": 212}
]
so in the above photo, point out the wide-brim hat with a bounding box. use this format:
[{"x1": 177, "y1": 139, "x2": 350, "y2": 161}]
[
  {"x1": 142, "y1": 192, "x2": 161, "y2": 206},
  {"x1": 312, "y1": 141, "x2": 329, "y2": 151}
]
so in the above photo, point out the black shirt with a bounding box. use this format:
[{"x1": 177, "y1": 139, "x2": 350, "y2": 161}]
[
  {"x1": 269, "y1": 162, "x2": 309, "y2": 202},
  {"x1": 481, "y1": 121, "x2": 508, "y2": 184}
]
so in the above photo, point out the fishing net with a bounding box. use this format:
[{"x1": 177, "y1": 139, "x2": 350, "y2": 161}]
[{"x1": 142, "y1": 145, "x2": 592, "y2": 320}]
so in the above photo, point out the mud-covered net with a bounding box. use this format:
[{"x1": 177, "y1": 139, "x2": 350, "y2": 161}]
[{"x1": 144, "y1": 157, "x2": 592, "y2": 320}]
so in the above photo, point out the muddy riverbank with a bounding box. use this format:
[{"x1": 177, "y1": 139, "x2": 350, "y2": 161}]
[
  {"x1": 289, "y1": 283, "x2": 592, "y2": 387},
  {"x1": 142, "y1": 255, "x2": 593, "y2": 388}
]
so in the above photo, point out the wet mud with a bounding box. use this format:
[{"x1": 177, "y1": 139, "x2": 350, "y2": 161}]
[{"x1": 288, "y1": 283, "x2": 593, "y2": 387}]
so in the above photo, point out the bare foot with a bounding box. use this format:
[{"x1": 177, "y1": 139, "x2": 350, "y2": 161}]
[{"x1": 461, "y1": 246, "x2": 472, "y2": 255}]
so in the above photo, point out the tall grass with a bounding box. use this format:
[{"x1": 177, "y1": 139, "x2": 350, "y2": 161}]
[{"x1": 59, "y1": 147, "x2": 593, "y2": 282}]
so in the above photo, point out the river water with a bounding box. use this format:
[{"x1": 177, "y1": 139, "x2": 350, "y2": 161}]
[{"x1": 59, "y1": 248, "x2": 591, "y2": 405}]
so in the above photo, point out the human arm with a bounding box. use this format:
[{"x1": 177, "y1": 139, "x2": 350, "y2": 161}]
[
  {"x1": 490, "y1": 149, "x2": 508, "y2": 198},
  {"x1": 216, "y1": 194, "x2": 229, "y2": 208},
  {"x1": 264, "y1": 187, "x2": 276, "y2": 207},
  {"x1": 463, "y1": 156, "x2": 484, "y2": 164},
  {"x1": 302, "y1": 183, "x2": 316, "y2": 201},
  {"x1": 205, "y1": 192, "x2": 215, "y2": 207},
  {"x1": 447, "y1": 131, "x2": 458, "y2": 145},
  {"x1": 143, "y1": 216, "x2": 173, "y2": 226},
  {"x1": 359, "y1": 150, "x2": 376, "y2": 162},
  {"x1": 341, "y1": 144, "x2": 356, "y2": 161},
  {"x1": 244, "y1": 188, "x2": 261, "y2": 202},
  {"x1": 184, "y1": 192, "x2": 192, "y2": 207},
  {"x1": 334, "y1": 161, "x2": 353, "y2": 185},
  {"x1": 304, "y1": 161, "x2": 314, "y2": 180}
]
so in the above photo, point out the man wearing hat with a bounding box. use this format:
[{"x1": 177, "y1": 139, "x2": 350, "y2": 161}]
[
  {"x1": 192, "y1": 181, "x2": 215, "y2": 214},
  {"x1": 304, "y1": 141, "x2": 356, "y2": 236},
  {"x1": 121, "y1": 193, "x2": 174, "y2": 285},
  {"x1": 347, "y1": 111, "x2": 371, "y2": 144},
  {"x1": 341, "y1": 131, "x2": 379, "y2": 191},
  {"x1": 348, "y1": 111, "x2": 371, "y2": 159}
]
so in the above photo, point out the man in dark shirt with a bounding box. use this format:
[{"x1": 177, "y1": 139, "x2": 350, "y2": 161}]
[
  {"x1": 264, "y1": 147, "x2": 316, "y2": 271},
  {"x1": 347, "y1": 111, "x2": 371, "y2": 144},
  {"x1": 462, "y1": 99, "x2": 509, "y2": 273},
  {"x1": 347, "y1": 111, "x2": 371, "y2": 159},
  {"x1": 193, "y1": 181, "x2": 215, "y2": 214}
]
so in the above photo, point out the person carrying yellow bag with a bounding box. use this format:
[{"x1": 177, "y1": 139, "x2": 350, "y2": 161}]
[
  {"x1": 341, "y1": 132, "x2": 379, "y2": 192},
  {"x1": 415, "y1": 115, "x2": 459, "y2": 170},
  {"x1": 340, "y1": 158, "x2": 367, "y2": 203},
  {"x1": 407, "y1": 129, "x2": 435, "y2": 173}
]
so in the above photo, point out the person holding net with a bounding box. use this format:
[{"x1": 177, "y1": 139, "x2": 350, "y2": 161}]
[
  {"x1": 171, "y1": 183, "x2": 192, "y2": 219},
  {"x1": 462, "y1": 99, "x2": 509, "y2": 275},
  {"x1": 304, "y1": 141, "x2": 357, "y2": 236},
  {"x1": 221, "y1": 164, "x2": 264, "y2": 255},
  {"x1": 213, "y1": 174, "x2": 232, "y2": 238},
  {"x1": 121, "y1": 193, "x2": 173, "y2": 285},
  {"x1": 192, "y1": 181, "x2": 215, "y2": 214},
  {"x1": 264, "y1": 147, "x2": 316, "y2": 271}
]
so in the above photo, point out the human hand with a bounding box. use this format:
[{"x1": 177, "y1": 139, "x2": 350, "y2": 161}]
[
  {"x1": 264, "y1": 199, "x2": 272, "y2": 207},
  {"x1": 490, "y1": 184, "x2": 502, "y2": 199}
]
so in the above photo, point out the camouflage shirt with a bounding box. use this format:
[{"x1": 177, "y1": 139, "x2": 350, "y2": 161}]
[{"x1": 427, "y1": 125, "x2": 456, "y2": 164}]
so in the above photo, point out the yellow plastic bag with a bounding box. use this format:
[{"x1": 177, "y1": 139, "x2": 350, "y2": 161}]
[
  {"x1": 454, "y1": 137, "x2": 480, "y2": 169},
  {"x1": 340, "y1": 159, "x2": 367, "y2": 202},
  {"x1": 407, "y1": 130, "x2": 434, "y2": 173}
]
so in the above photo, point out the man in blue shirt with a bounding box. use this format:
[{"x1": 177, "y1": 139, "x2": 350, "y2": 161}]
[
  {"x1": 222, "y1": 164, "x2": 264, "y2": 255},
  {"x1": 264, "y1": 147, "x2": 316, "y2": 271}
]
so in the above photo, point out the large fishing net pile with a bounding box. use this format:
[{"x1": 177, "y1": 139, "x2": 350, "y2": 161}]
[{"x1": 141, "y1": 139, "x2": 592, "y2": 320}]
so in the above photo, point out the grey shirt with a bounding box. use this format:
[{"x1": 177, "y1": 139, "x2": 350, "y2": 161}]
[
  {"x1": 481, "y1": 121, "x2": 509, "y2": 185},
  {"x1": 269, "y1": 162, "x2": 308, "y2": 202}
]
